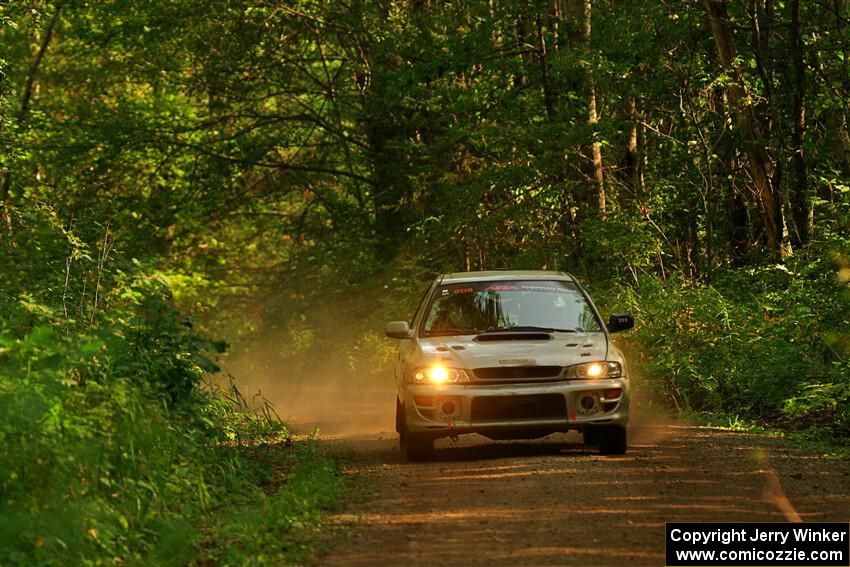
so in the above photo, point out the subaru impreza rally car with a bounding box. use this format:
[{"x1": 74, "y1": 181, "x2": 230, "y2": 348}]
[{"x1": 385, "y1": 271, "x2": 634, "y2": 461}]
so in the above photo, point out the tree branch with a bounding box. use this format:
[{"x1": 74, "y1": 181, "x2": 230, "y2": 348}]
[
  {"x1": 18, "y1": 3, "x2": 63, "y2": 125},
  {"x1": 2, "y1": 3, "x2": 63, "y2": 207}
]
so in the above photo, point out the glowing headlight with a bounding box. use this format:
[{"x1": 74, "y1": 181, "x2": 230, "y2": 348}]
[
  {"x1": 569, "y1": 361, "x2": 622, "y2": 379},
  {"x1": 430, "y1": 366, "x2": 448, "y2": 383},
  {"x1": 410, "y1": 366, "x2": 471, "y2": 384}
]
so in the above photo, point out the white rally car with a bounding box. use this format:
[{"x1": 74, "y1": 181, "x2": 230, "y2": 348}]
[{"x1": 385, "y1": 271, "x2": 634, "y2": 461}]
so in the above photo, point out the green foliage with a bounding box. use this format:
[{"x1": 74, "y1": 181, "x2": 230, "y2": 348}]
[
  {"x1": 617, "y1": 244, "x2": 850, "y2": 436},
  {"x1": 2, "y1": 0, "x2": 850, "y2": 560},
  {"x1": 0, "y1": 284, "x2": 344, "y2": 564},
  {"x1": 0, "y1": 201, "x2": 344, "y2": 564}
]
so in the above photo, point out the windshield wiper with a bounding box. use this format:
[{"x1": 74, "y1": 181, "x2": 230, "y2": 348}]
[{"x1": 481, "y1": 326, "x2": 576, "y2": 333}]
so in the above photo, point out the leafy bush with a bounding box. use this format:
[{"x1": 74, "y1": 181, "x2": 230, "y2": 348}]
[
  {"x1": 0, "y1": 205, "x2": 345, "y2": 564},
  {"x1": 617, "y1": 246, "x2": 850, "y2": 436},
  {"x1": 0, "y1": 298, "x2": 345, "y2": 564}
]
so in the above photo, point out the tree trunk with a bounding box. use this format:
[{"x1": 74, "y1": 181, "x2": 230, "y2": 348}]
[
  {"x1": 536, "y1": 13, "x2": 557, "y2": 119},
  {"x1": 362, "y1": 8, "x2": 412, "y2": 261},
  {"x1": 552, "y1": 0, "x2": 568, "y2": 50},
  {"x1": 835, "y1": 0, "x2": 850, "y2": 95},
  {"x1": 620, "y1": 96, "x2": 644, "y2": 201},
  {"x1": 748, "y1": 0, "x2": 789, "y2": 253},
  {"x1": 582, "y1": 0, "x2": 605, "y2": 216},
  {"x1": 789, "y1": 0, "x2": 811, "y2": 245},
  {"x1": 835, "y1": 115, "x2": 850, "y2": 177},
  {"x1": 717, "y1": 89, "x2": 753, "y2": 266},
  {"x1": 831, "y1": 0, "x2": 850, "y2": 177},
  {"x1": 0, "y1": 64, "x2": 7, "y2": 230},
  {"x1": 514, "y1": 11, "x2": 531, "y2": 88},
  {"x1": 702, "y1": 0, "x2": 782, "y2": 255}
]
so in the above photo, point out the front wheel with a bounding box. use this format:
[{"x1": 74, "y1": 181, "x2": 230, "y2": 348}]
[
  {"x1": 598, "y1": 425, "x2": 627, "y2": 455},
  {"x1": 399, "y1": 411, "x2": 434, "y2": 462}
]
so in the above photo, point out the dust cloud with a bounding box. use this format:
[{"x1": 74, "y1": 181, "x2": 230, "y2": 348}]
[
  {"x1": 620, "y1": 354, "x2": 678, "y2": 446},
  {"x1": 219, "y1": 328, "x2": 398, "y2": 439},
  {"x1": 216, "y1": 308, "x2": 677, "y2": 443}
]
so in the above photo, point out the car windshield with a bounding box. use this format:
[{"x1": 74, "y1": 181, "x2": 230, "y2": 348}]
[{"x1": 421, "y1": 280, "x2": 602, "y2": 336}]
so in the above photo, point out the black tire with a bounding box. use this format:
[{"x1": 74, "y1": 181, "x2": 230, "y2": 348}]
[
  {"x1": 399, "y1": 412, "x2": 434, "y2": 462},
  {"x1": 598, "y1": 425, "x2": 627, "y2": 455}
]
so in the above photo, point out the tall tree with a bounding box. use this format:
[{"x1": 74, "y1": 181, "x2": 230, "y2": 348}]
[
  {"x1": 702, "y1": 0, "x2": 782, "y2": 255},
  {"x1": 582, "y1": 0, "x2": 606, "y2": 216},
  {"x1": 788, "y1": 0, "x2": 811, "y2": 245}
]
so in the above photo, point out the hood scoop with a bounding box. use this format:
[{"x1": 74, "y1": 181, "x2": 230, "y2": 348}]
[
  {"x1": 435, "y1": 345, "x2": 467, "y2": 352},
  {"x1": 474, "y1": 332, "x2": 553, "y2": 342}
]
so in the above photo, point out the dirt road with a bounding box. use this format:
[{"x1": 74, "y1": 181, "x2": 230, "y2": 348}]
[{"x1": 312, "y1": 414, "x2": 850, "y2": 566}]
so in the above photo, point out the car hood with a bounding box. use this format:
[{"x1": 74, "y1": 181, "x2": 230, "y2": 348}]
[{"x1": 415, "y1": 332, "x2": 608, "y2": 370}]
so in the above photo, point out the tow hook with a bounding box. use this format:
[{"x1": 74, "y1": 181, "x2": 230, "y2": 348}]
[{"x1": 448, "y1": 420, "x2": 459, "y2": 443}]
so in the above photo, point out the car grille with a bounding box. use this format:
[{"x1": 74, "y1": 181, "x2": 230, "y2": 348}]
[
  {"x1": 472, "y1": 366, "x2": 563, "y2": 381},
  {"x1": 470, "y1": 394, "x2": 567, "y2": 421}
]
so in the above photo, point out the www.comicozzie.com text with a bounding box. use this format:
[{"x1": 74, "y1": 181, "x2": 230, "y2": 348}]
[{"x1": 669, "y1": 527, "x2": 848, "y2": 546}]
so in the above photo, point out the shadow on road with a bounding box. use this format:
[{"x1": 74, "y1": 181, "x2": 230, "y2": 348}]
[
  {"x1": 429, "y1": 440, "x2": 599, "y2": 462},
  {"x1": 316, "y1": 423, "x2": 850, "y2": 567}
]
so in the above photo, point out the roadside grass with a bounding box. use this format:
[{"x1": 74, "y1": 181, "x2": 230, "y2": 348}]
[
  {"x1": 677, "y1": 410, "x2": 850, "y2": 459},
  {"x1": 616, "y1": 328, "x2": 850, "y2": 460},
  {"x1": 199, "y1": 437, "x2": 349, "y2": 566},
  {"x1": 284, "y1": 441, "x2": 385, "y2": 563},
  {"x1": 0, "y1": 327, "x2": 349, "y2": 566},
  {"x1": 595, "y1": 259, "x2": 850, "y2": 456},
  {"x1": 621, "y1": 333, "x2": 850, "y2": 459}
]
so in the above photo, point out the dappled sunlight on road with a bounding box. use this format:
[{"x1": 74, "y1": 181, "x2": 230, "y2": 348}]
[{"x1": 315, "y1": 422, "x2": 850, "y2": 566}]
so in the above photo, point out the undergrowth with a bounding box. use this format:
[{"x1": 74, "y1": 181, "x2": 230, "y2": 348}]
[
  {"x1": 0, "y1": 311, "x2": 346, "y2": 565},
  {"x1": 0, "y1": 206, "x2": 347, "y2": 565},
  {"x1": 612, "y1": 242, "x2": 850, "y2": 443}
]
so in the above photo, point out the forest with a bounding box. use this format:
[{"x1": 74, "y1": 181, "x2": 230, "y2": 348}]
[{"x1": 1, "y1": 0, "x2": 849, "y2": 563}]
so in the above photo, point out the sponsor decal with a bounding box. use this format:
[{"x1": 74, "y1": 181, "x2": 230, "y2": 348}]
[
  {"x1": 498, "y1": 358, "x2": 536, "y2": 365},
  {"x1": 518, "y1": 284, "x2": 564, "y2": 292},
  {"x1": 452, "y1": 287, "x2": 474, "y2": 295}
]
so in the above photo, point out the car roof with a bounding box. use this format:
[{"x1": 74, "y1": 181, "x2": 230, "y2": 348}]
[{"x1": 438, "y1": 270, "x2": 575, "y2": 284}]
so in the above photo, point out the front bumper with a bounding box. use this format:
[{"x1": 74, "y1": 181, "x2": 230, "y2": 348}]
[{"x1": 402, "y1": 378, "x2": 629, "y2": 438}]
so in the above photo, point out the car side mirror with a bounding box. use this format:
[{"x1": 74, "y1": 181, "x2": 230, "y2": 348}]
[
  {"x1": 385, "y1": 321, "x2": 413, "y2": 339},
  {"x1": 607, "y1": 314, "x2": 634, "y2": 333}
]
